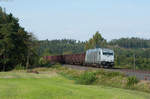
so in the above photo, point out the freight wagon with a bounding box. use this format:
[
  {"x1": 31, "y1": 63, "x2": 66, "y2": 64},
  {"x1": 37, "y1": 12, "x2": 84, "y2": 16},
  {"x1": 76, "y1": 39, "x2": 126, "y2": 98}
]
[{"x1": 45, "y1": 48, "x2": 114, "y2": 68}]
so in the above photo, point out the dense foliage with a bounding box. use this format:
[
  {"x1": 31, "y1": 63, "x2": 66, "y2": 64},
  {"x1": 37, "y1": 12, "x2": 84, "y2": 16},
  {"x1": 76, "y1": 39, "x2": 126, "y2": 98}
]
[
  {"x1": 85, "y1": 31, "x2": 107, "y2": 50},
  {"x1": 38, "y1": 32, "x2": 150, "y2": 70},
  {"x1": 38, "y1": 39, "x2": 85, "y2": 56},
  {"x1": 0, "y1": 7, "x2": 37, "y2": 71},
  {"x1": 110, "y1": 38, "x2": 150, "y2": 48},
  {"x1": 109, "y1": 38, "x2": 150, "y2": 70},
  {"x1": 113, "y1": 47, "x2": 150, "y2": 69}
]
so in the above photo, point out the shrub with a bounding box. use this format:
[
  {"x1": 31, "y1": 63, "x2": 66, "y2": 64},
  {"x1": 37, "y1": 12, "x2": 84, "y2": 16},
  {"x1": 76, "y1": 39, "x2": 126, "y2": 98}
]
[
  {"x1": 15, "y1": 64, "x2": 25, "y2": 70},
  {"x1": 77, "y1": 71, "x2": 97, "y2": 85},
  {"x1": 127, "y1": 76, "x2": 139, "y2": 87},
  {"x1": 39, "y1": 57, "x2": 51, "y2": 67}
]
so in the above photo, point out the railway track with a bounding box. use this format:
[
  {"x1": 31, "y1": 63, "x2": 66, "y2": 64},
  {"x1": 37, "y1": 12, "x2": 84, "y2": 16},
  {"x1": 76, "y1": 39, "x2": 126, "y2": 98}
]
[{"x1": 63, "y1": 64, "x2": 150, "y2": 81}]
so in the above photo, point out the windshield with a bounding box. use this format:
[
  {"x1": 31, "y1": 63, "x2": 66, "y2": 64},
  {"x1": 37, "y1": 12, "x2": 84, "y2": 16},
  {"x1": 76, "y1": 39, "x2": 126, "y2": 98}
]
[{"x1": 103, "y1": 52, "x2": 113, "y2": 56}]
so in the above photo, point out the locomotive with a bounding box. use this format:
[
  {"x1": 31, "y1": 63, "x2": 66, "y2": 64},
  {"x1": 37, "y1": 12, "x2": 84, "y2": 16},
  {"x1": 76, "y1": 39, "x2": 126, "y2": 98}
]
[{"x1": 45, "y1": 48, "x2": 114, "y2": 68}]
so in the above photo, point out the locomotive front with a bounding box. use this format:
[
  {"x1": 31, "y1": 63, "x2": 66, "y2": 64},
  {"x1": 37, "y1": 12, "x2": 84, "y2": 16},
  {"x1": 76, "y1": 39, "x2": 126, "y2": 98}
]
[{"x1": 100, "y1": 49, "x2": 114, "y2": 67}]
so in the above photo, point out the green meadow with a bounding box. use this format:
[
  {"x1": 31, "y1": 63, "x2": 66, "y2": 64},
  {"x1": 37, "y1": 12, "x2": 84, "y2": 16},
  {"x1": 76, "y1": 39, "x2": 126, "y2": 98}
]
[{"x1": 0, "y1": 70, "x2": 149, "y2": 99}]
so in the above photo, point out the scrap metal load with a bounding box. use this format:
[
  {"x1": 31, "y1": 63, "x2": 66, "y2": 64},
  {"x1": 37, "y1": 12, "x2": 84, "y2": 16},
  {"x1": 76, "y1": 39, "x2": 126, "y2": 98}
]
[{"x1": 44, "y1": 48, "x2": 114, "y2": 68}]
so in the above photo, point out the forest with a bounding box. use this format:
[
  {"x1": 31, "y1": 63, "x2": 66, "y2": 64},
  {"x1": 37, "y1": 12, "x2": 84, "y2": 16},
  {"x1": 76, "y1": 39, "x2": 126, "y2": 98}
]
[
  {"x1": 38, "y1": 39, "x2": 85, "y2": 56},
  {"x1": 110, "y1": 38, "x2": 150, "y2": 48},
  {"x1": 0, "y1": 7, "x2": 38, "y2": 71},
  {"x1": 38, "y1": 34, "x2": 150, "y2": 70},
  {"x1": 1, "y1": 7, "x2": 150, "y2": 71}
]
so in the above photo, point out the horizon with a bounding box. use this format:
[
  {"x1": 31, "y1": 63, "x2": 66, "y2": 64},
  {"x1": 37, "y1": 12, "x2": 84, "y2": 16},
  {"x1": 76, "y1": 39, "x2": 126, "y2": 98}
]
[
  {"x1": 0, "y1": 0, "x2": 150, "y2": 41},
  {"x1": 39, "y1": 36, "x2": 150, "y2": 42}
]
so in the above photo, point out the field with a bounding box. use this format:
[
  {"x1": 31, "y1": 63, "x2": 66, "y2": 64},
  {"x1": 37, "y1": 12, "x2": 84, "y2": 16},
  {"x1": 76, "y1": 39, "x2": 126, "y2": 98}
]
[{"x1": 0, "y1": 69, "x2": 150, "y2": 99}]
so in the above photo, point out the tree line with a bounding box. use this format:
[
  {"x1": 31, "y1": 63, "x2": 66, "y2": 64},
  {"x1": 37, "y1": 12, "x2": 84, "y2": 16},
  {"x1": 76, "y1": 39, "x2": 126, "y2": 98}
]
[
  {"x1": 38, "y1": 32, "x2": 150, "y2": 70},
  {"x1": 38, "y1": 39, "x2": 85, "y2": 56},
  {"x1": 110, "y1": 38, "x2": 150, "y2": 48},
  {"x1": 0, "y1": 7, "x2": 38, "y2": 71}
]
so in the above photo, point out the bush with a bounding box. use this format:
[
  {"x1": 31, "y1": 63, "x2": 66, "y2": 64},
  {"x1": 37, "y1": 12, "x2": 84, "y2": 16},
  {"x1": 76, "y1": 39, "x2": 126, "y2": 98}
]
[
  {"x1": 15, "y1": 64, "x2": 25, "y2": 70},
  {"x1": 77, "y1": 71, "x2": 97, "y2": 85},
  {"x1": 127, "y1": 76, "x2": 139, "y2": 87},
  {"x1": 39, "y1": 57, "x2": 51, "y2": 67}
]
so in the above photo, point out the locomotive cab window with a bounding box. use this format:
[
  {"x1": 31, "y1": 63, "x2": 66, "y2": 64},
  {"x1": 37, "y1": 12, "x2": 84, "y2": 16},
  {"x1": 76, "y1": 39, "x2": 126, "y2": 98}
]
[{"x1": 103, "y1": 52, "x2": 113, "y2": 56}]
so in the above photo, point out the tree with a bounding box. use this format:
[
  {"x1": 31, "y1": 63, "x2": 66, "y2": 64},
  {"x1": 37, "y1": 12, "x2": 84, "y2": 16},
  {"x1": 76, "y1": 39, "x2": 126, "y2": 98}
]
[
  {"x1": 85, "y1": 31, "x2": 106, "y2": 50},
  {"x1": 109, "y1": 37, "x2": 150, "y2": 48},
  {"x1": 38, "y1": 39, "x2": 85, "y2": 56},
  {"x1": 0, "y1": 7, "x2": 37, "y2": 71}
]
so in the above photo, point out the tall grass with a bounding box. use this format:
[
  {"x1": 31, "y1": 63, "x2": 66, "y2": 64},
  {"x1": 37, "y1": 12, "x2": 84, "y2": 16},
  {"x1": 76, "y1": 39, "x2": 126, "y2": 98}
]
[
  {"x1": 14, "y1": 64, "x2": 25, "y2": 70},
  {"x1": 127, "y1": 76, "x2": 139, "y2": 88},
  {"x1": 55, "y1": 66, "x2": 150, "y2": 93},
  {"x1": 77, "y1": 71, "x2": 97, "y2": 85}
]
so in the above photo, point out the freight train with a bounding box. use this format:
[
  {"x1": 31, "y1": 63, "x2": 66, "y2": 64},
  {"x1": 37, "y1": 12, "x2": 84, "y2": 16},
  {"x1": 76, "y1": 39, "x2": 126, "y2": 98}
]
[{"x1": 44, "y1": 48, "x2": 115, "y2": 68}]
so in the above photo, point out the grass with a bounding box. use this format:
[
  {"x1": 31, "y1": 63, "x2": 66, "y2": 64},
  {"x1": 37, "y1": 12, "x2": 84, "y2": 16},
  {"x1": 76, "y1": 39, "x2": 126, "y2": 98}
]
[
  {"x1": 0, "y1": 69, "x2": 150, "y2": 99},
  {"x1": 56, "y1": 66, "x2": 150, "y2": 93}
]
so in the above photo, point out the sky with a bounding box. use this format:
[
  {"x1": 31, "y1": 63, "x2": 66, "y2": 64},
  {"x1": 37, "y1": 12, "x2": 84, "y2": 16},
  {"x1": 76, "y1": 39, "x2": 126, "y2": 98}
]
[{"x1": 0, "y1": 0, "x2": 150, "y2": 41}]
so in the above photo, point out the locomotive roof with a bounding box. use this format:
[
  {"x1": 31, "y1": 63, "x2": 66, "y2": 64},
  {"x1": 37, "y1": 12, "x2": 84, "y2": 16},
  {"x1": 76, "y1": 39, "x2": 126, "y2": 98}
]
[{"x1": 87, "y1": 48, "x2": 114, "y2": 52}]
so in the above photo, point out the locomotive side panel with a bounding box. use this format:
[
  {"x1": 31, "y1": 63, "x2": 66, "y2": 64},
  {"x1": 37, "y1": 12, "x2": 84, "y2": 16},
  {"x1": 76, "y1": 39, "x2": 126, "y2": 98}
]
[{"x1": 85, "y1": 49, "x2": 101, "y2": 65}]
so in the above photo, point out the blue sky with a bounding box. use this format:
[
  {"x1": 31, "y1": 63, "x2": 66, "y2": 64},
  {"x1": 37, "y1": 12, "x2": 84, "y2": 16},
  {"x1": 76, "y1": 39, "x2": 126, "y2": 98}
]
[{"x1": 0, "y1": 0, "x2": 150, "y2": 41}]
